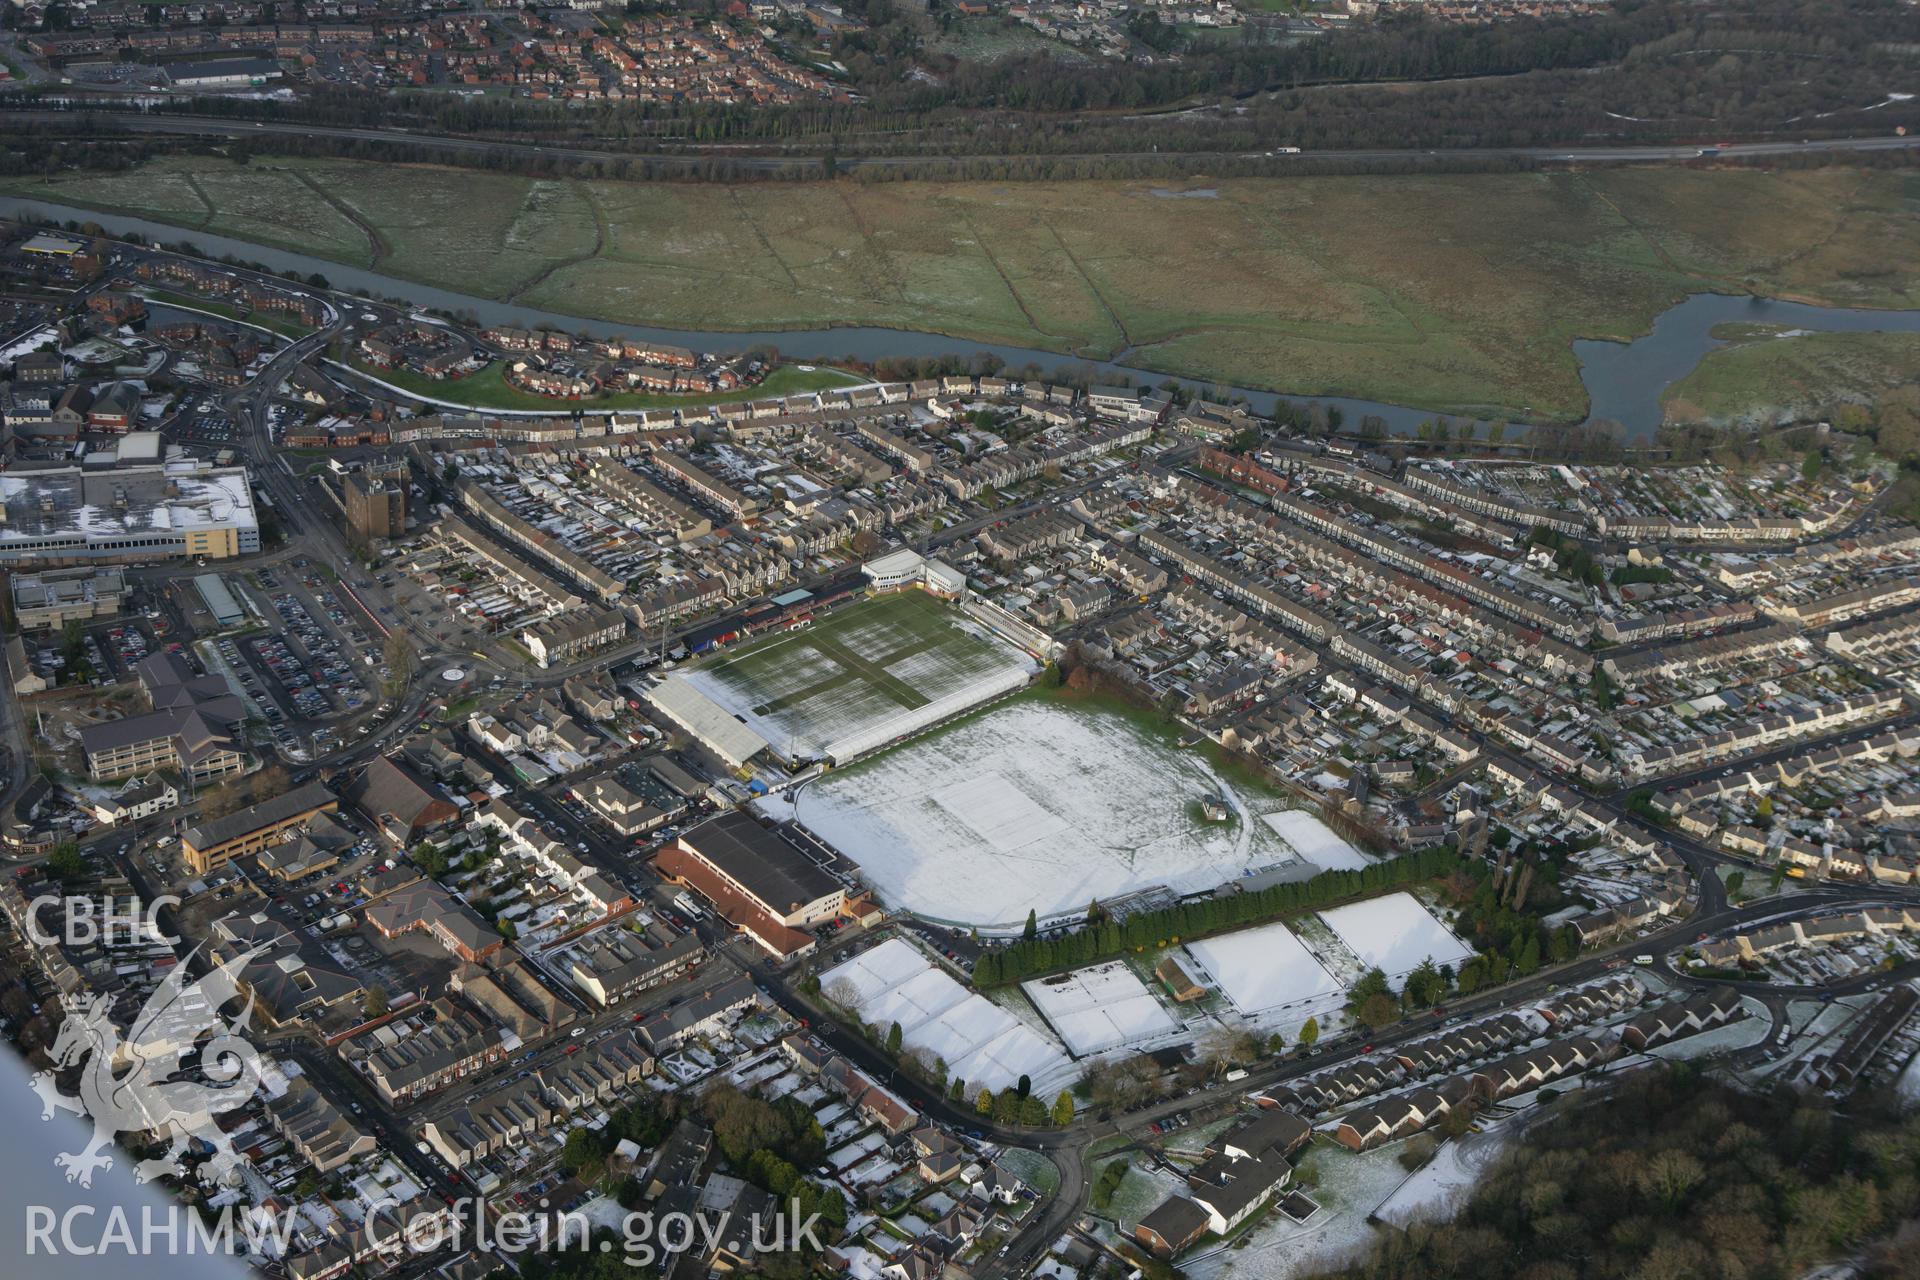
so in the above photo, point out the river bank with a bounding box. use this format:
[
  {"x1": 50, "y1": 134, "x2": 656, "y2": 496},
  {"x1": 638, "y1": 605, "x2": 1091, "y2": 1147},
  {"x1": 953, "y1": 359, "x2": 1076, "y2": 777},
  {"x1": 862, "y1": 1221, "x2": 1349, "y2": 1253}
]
[{"x1": 8, "y1": 187, "x2": 1920, "y2": 441}]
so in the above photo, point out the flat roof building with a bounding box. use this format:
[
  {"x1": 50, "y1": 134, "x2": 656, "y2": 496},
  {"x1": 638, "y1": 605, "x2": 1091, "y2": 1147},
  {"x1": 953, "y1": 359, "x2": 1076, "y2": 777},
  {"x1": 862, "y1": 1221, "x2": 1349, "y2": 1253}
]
[
  {"x1": 19, "y1": 232, "x2": 83, "y2": 257},
  {"x1": 343, "y1": 466, "x2": 407, "y2": 541},
  {"x1": 645, "y1": 675, "x2": 771, "y2": 769},
  {"x1": 194, "y1": 573, "x2": 246, "y2": 626},
  {"x1": 183, "y1": 781, "x2": 340, "y2": 875},
  {"x1": 0, "y1": 459, "x2": 259, "y2": 565},
  {"x1": 164, "y1": 57, "x2": 283, "y2": 88},
  {"x1": 10, "y1": 566, "x2": 126, "y2": 630},
  {"x1": 654, "y1": 812, "x2": 844, "y2": 958}
]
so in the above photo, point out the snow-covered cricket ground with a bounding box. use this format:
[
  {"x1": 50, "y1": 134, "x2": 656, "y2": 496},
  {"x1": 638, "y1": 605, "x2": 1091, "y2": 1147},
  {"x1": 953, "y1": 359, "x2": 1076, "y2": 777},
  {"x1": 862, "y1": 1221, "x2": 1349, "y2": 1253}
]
[
  {"x1": 682, "y1": 591, "x2": 1033, "y2": 763},
  {"x1": 1021, "y1": 962, "x2": 1183, "y2": 1057},
  {"x1": 820, "y1": 937, "x2": 1073, "y2": 1093},
  {"x1": 1185, "y1": 923, "x2": 1345, "y2": 1017},
  {"x1": 1317, "y1": 893, "x2": 1473, "y2": 979},
  {"x1": 787, "y1": 697, "x2": 1345, "y2": 927}
]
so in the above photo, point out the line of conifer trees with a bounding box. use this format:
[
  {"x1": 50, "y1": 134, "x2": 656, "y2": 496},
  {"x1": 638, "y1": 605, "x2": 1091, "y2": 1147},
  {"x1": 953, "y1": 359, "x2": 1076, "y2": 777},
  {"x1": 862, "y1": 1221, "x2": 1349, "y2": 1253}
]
[{"x1": 973, "y1": 844, "x2": 1462, "y2": 986}]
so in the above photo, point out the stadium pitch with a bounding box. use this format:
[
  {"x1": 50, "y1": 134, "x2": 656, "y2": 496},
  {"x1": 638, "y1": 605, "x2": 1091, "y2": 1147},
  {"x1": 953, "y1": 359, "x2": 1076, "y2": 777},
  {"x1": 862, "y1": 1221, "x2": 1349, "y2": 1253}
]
[{"x1": 681, "y1": 590, "x2": 1034, "y2": 763}]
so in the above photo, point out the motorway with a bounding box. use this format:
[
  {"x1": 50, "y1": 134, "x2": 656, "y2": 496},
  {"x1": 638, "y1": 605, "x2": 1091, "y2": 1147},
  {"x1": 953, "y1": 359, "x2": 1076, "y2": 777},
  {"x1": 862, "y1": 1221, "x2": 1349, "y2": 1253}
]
[{"x1": 12, "y1": 110, "x2": 1920, "y2": 175}]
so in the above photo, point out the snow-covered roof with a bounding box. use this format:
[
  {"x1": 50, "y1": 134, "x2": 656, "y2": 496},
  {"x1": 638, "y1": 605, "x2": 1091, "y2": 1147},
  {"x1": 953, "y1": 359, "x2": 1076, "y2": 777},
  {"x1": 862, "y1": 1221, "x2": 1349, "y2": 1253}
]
[{"x1": 646, "y1": 675, "x2": 771, "y2": 767}]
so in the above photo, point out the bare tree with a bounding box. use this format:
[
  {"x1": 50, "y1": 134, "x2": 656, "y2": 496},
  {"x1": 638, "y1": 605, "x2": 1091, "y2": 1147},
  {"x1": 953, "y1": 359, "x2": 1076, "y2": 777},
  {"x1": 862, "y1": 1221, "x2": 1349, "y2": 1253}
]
[
  {"x1": 382, "y1": 630, "x2": 416, "y2": 698},
  {"x1": 1198, "y1": 1028, "x2": 1259, "y2": 1075},
  {"x1": 824, "y1": 977, "x2": 861, "y2": 1012}
]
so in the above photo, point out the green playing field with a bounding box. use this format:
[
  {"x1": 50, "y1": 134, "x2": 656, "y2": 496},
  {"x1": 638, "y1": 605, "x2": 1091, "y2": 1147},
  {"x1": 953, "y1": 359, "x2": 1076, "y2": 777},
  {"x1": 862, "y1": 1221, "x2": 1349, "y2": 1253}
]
[{"x1": 683, "y1": 590, "x2": 1032, "y2": 761}]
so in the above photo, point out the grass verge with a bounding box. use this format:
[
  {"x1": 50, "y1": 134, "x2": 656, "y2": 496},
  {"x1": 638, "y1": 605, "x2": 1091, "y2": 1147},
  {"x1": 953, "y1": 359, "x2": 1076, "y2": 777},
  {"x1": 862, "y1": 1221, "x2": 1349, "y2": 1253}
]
[{"x1": 347, "y1": 355, "x2": 861, "y2": 411}]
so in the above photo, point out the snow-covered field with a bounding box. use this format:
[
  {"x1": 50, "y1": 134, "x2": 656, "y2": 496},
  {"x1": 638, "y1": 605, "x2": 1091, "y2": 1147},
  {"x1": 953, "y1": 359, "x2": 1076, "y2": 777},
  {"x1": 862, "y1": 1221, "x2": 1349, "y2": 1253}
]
[
  {"x1": 1261, "y1": 810, "x2": 1372, "y2": 872},
  {"x1": 1185, "y1": 923, "x2": 1344, "y2": 1017},
  {"x1": 1374, "y1": 1126, "x2": 1514, "y2": 1229},
  {"x1": 1021, "y1": 962, "x2": 1183, "y2": 1057},
  {"x1": 820, "y1": 938, "x2": 1072, "y2": 1093},
  {"x1": 790, "y1": 699, "x2": 1306, "y2": 927},
  {"x1": 684, "y1": 591, "x2": 1033, "y2": 763},
  {"x1": 1650, "y1": 995, "x2": 1771, "y2": 1061},
  {"x1": 1103, "y1": 1162, "x2": 1192, "y2": 1228},
  {"x1": 1184, "y1": 1143, "x2": 1410, "y2": 1280},
  {"x1": 1317, "y1": 893, "x2": 1473, "y2": 979}
]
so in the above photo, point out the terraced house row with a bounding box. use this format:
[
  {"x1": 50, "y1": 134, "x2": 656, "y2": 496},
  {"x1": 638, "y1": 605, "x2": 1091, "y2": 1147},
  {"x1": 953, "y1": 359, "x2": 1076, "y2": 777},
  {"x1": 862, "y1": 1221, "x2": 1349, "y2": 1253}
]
[
  {"x1": 1393, "y1": 462, "x2": 1858, "y2": 544},
  {"x1": 1716, "y1": 524, "x2": 1920, "y2": 590},
  {"x1": 653, "y1": 448, "x2": 760, "y2": 519},
  {"x1": 1597, "y1": 600, "x2": 1760, "y2": 644},
  {"x1": 1824, "y1": 606, "x2": 1920, "y2": 659},
  {"x1": 1170, "y1": 473, "x2": 1591, "y2": 666},
  {"x1": 1135, "y1": 527, "x2": 1338, "y2": 646},
  {"x1": 806, "y1": 424, "x2": 892, "y2": 485},
  {"x1": 1275, "y1": 450, "x2": 1527, "y2": 545},
  {"x1": 1618, "y1": 688, "x2": 1905, "y2": 780},
  {"x1": 1696, "y1": 906, "x2": 1920, "y2": 969},
  {"x1": 1397, "y1": 464, "x2": 1588, "y2": 537},
  {"x1": 456, "y1": 481, "x2": 625, "y2": 604},
  {"x1": 1599, "y1": 621, "x2": 1802, "y2": 685},
  {"x1": 1764, "y1": 574, "x2": 1920, "y2": 630},
  {"x1": 935, "y1": 421, "x2": 1152, "y2": 501},
  {"x1": 1653, "y1": 722, "x2": 1920, "y2": 830},
  {"x1": 1161, "y1": 583, "x2": 1318, "y2": 676},
  {"x1": 586, "y1": 457, "x2": 713, "y2": 542},
  {"x1": 1334, "y1": 988, "x2": 1742, "y2": 1151},
  {"x1": 419, "y1": 1033, "x2": 653, "y2": 1167},
  {"x1": 1261, "y1": 485, "x2": 1585, "y2": 642}
]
